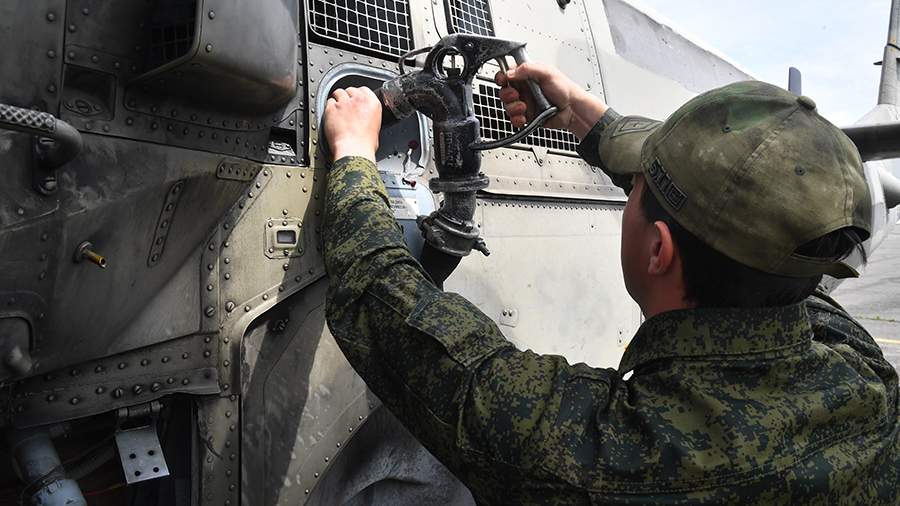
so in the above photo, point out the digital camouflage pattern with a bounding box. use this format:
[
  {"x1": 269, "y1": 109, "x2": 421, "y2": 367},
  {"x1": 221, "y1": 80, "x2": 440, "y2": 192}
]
[{"x1": 323, "y1": 156, "x2": 900, "y2": 505}]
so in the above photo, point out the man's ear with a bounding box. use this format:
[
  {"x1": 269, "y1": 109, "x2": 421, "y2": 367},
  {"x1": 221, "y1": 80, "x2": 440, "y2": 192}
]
[{"x1": 647, "y1": 221, "x2": 676, "y2": 276}]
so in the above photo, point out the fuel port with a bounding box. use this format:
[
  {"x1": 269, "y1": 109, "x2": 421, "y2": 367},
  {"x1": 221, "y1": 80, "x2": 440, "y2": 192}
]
[{"x1": 316, "y1": 66, "x2": 436, "y2": 256}]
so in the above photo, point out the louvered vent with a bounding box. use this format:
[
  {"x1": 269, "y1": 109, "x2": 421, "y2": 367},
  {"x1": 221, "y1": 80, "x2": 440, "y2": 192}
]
[
  {"x1": 308, "y1": 0, "x2": 414, "y2": 58},
  {"x1": 474, "y1": 84, "x2": 579, "y2": 155},
  {"x1": 445, "y1": 0, "x2": 495, "y2": 36},
  {"x1": 145, "y1": 0, "x2": 198, "y2": 70}
]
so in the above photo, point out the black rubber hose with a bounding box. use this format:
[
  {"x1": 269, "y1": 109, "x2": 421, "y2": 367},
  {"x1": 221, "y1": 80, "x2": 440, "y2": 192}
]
[
  {"x1": 419, "y1": 243, "x2": 462, "y2": 290},
  {"x1": 373, "y1": 88, "x2": 402, "y2": 129}
]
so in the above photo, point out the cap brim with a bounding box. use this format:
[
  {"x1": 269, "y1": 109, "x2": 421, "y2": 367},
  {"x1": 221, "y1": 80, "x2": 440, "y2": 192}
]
[
  {"x1": 597, "y1": 116, "x2": 663, "y2": 176},
  {"x1": 779, "y1": 253, "x2": 861, "y2": 279}
]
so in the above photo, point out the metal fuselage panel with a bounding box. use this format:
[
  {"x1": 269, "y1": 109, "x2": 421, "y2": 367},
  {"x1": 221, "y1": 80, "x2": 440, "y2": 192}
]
[
  {"x1": 0, "y1": 0, "x2": 788, "y2": 504},
  {"x1": 446, "y1": 198, "x2": 639, "y2": 368}
]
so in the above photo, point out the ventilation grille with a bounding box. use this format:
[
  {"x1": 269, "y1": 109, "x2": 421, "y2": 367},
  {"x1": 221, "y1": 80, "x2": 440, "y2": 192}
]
[
  {"x1": 474, "y1": 84, "x2": 579, "y2": 155},
  {"x1": 145, "y1": 0, "x2": 198, "y2": 70},
  {"x1": 308, "y1": 0, "x2": 414, "y2": 58},
  {"x1": 446, "y1": 0, "x2": 495, "y2": 36}
]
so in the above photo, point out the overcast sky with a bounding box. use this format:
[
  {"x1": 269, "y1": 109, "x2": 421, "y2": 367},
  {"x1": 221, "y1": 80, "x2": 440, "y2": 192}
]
[{"x1": 626, "y1": 0, "x2": 890, "y2": 126}]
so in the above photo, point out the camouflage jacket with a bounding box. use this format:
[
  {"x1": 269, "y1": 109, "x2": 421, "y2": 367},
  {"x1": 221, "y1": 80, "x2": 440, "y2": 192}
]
[{"x1": 323, "y1": 156, "x2": 900, "y2": 505}]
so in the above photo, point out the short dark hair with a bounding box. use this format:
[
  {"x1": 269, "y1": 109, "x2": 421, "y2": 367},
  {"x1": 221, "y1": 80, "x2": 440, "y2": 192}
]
[{"x1": 639, "y1": 182, "x2": 868, "y2": 308}]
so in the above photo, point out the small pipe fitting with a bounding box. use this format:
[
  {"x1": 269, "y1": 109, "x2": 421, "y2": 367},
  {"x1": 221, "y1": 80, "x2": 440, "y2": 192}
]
[{"x1": 74, "y1": 241, "x2": 107, "y2": 269}]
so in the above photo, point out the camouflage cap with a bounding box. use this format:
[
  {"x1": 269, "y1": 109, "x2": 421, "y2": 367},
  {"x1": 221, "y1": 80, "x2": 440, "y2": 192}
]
[{"x1": 598, "y1": 81, "x2": 872, "y2": 279}]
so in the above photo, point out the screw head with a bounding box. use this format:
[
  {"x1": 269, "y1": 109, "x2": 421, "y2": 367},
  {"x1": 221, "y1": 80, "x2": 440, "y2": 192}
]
[{"x1": 205, "y1": 306, "x2": 216, "y2": 318}]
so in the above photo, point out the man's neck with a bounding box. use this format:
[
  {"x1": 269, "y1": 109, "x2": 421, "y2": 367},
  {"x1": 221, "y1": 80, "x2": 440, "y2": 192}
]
[{"x1": 640, "y1": 295, "x2": 693, "y2": 319}]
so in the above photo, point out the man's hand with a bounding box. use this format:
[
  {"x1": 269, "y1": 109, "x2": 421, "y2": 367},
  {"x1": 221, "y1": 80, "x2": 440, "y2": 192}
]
[
  {"x1": 324, "y1": 87, "x2": 382, "y2": 162},
  {"x1": 496, "y1": 62, "x2": 608, "y2": 139}
]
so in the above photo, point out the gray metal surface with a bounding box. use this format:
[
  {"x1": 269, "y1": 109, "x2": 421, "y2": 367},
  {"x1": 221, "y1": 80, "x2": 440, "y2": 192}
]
[
  {"x1": 197, "y1": 395, "x2": 241, "y2": 506},
  {"x1": 832, "y1": 226, "x2": 900, "y2": 368},
  {"x1": 4, "y1": 333, "x2": 220, "y2": 429},
  {"x1": 133, "y1": 0, "x2": 298, "y2": 112},
  {"x1": 602, "y1": 0, "x2": 753, "y2": 94},
  {"x1": 445, "y1": 197, "x2": 641, "y2": 369},
  {"x1": 240, "y1": 278, "x2": 376, "y2": 505},
  {"x1": 115, "y1": 412, "x2": 171, "y2": 484},
  {"x1": 0, "y1": 135, "x2": 245, "y2": 376},
  {"x1": 307, "y1": 407, "x2": 475, "y2": 505},
  {"x1": 4, "y1": 0, "x2": 892, "y2": 503}
]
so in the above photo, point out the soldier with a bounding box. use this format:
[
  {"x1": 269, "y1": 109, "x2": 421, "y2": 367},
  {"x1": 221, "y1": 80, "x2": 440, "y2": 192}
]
[{"x1": 321, "y1": 63, "x2": 900, "y2": 504}]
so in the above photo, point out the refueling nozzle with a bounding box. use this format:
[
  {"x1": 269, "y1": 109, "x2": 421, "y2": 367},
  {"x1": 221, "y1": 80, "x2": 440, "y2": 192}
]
[{"x1": 374, "y1": 34, "x2": 557, "y2": 260}]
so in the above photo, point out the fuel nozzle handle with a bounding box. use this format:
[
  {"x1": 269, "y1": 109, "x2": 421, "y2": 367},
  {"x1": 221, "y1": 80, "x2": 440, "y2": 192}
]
[
  {"x1": 510, "y1": 47, "x2": 553, "y2": 115},
  {"x1": 470, "y1": 45, "x2": 559, "y2": 151}
]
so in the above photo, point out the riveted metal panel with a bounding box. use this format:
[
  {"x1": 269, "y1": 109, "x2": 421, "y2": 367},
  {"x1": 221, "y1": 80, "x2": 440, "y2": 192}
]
[
  {"x1": 27, "y1": 137, "x2": 245, "y2": 376},
  {"x1": 147, "y1": 180, "x2": 187, "y2": 267},
  {"x1": 0, "y1": 0, "x2": 66, "y2": 238},
  {"x1": 200, "y1": 228, "x2": 223, "y2": 335},
  {"x1": 211, "y1": 163, "x2": 329, "y2": 399},
  {"x1": 57, "y1": 0, "x2": 307, "y2": 166},
  {"x1": 445, "y1": 198, "x2": 641, "y2": 369},
  {"x1": 2, "y1": 334, "x2": 220, "y2": 429},
  {"x1": 108, "y1": 240, "x2": 205, "y2": 355},
  {"x1": 240, "y1": 278, "x2": 379, "y2": 505},
  {"x1": 414, "y1": 1, "x2": 617, "y2": 200},
  {"x1": 429, "y1": 0, "x2": 603, "y2": 98},
  {"x1": 216, "y1": 166, "x2": 327, "y2": 331},
  {"x1": 0, "y1": 0, "x2": 66, "y2": 114},
  {"x1": 198, "y1": 395, "x2": 241, "y2": 506},
  {"x1": 132, "y1": 0, "x2": 298, "y2": 112}
]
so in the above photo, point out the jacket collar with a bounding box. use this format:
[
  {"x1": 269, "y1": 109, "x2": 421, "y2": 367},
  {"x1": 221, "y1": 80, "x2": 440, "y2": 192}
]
[{"x1": 618, "y1": 303, "x2": 812, "y2": 373}]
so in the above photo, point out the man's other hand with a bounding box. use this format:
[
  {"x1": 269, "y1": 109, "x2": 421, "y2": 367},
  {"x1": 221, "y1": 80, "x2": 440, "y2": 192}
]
[
  {"x1": 324, "y1": 87, "x2": 382, "y2": 162},
  {"x1": 496, "y1": 62, "x2": 608, "y2": 139}
]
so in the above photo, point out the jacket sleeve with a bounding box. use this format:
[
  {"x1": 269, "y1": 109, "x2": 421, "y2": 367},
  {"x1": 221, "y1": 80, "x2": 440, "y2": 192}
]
[
  {"x1": 323, "y1": 156, "x2": 614, "y2": 501},
  {"x1": 574, "y1": 108, "x2": 636, "y2": 193}
]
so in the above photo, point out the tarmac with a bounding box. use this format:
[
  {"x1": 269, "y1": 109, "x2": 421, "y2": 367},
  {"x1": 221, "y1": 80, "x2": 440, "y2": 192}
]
[{"x1": 832, "y1": 226, "x2": 900, "y2": 368}]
